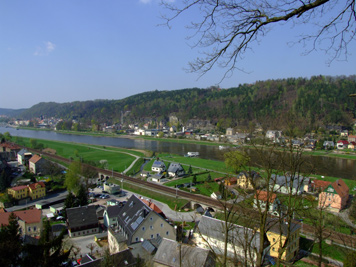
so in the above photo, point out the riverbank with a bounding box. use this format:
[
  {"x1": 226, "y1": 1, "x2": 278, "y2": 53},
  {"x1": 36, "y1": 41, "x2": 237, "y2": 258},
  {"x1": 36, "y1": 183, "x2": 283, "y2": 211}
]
[{"x1": 14, "y1": 126, "x2": 356, "y2": 161}]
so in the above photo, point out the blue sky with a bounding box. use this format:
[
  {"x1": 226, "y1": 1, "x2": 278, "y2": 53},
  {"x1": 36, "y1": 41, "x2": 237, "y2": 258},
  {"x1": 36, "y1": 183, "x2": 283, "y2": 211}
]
[{"x1": 1, "y1": 0, "x2": 355, "y2": 109}]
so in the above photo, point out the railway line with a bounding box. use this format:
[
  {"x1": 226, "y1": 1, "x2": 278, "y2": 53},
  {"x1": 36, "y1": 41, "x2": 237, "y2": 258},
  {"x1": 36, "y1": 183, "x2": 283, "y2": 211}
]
[{"x1": 26, "y1": 146, "x2": 356, "y2": 249}]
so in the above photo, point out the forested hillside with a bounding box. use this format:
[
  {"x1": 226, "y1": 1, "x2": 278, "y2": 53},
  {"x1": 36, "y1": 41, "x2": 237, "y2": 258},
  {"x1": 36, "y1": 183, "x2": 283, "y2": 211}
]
[{"x1": 19, "y1": 75, "x2": 356, "y2": 130}]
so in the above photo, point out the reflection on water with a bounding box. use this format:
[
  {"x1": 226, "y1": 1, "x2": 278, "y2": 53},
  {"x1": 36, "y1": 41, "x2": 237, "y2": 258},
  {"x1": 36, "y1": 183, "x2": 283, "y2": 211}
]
[{"x1": 1, "y1": 126, "x2": 355, "y2": 179}]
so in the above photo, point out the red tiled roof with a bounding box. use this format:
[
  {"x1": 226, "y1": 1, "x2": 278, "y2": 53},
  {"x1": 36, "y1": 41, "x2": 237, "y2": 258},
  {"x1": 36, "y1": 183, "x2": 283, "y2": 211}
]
[
  {"x1": 311, "y1": 179, "x2": 331, "y2": 191},
  {"x1": 337, "y1": 140, "x2": 349, "y2": 144},
  {"x1": 141, "y1": 199, "x2": 163, "y2": 214},
  {"x1": 29, "y1": 154, "x2": 42, "y2": 164},
  {"x1": 331, "y1": 179, "x2": 349, "y2": 198},
  {"x1": 9, "y1": 185, "x2": 28, "y2": 192},
  {"x1": 0, "y1": 209, "x2": 42, "y2": 226},
  {"x1": 254, "y1": 190, "x2": 277, "y2": 203},
  {"x1": 28, "y1": 182, "x2": 45, "y2": 190},
  {"x1": 0, "y1": 142, "x2": 21, "y2": 150}
]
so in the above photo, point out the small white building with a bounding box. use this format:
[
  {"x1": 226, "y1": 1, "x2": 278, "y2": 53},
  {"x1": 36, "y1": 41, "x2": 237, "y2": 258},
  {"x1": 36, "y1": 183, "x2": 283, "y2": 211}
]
[{"x1": 151, "y1": 160, "x2": 166, "y2": 173}]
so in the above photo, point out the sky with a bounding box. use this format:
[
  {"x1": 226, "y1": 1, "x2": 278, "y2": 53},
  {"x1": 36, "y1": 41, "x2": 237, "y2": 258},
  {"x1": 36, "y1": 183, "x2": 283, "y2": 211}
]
[{"x1": 1, "y1": 0, "x2": 355, "y2": 109}]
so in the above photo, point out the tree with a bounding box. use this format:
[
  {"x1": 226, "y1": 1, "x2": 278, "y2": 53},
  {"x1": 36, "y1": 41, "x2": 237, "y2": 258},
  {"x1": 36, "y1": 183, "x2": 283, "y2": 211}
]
[
  {"x1": 162, "y1": 0, "x2": 356, "y2": 78},
  {"x1": 76, "y1": 184, "x2": 88, "y2": 206},
  {"x1": 206, "y1": 173, "x2": 212, "y2": 182},
  {"x1": 224, "y1": 150, "x2": 249, "y2": 174},
  {"x1": 3, "y1": 131, "x2": 12, "y2": 141},
  {"x1": 64, "y1": 161, "x2": 82, "y2": 194},
  {"x1": 0, "y1": 213, "x2": 22, "y2": 267},
  {"x1": 192, "y1": 174, "x2": 197, "y2": 184},
  {"x1": 188, "y1": 165, "x2": 193, "y2": 175},
  {"x1": 23, "y1": 218, "x2": 71, "y2": 267}
]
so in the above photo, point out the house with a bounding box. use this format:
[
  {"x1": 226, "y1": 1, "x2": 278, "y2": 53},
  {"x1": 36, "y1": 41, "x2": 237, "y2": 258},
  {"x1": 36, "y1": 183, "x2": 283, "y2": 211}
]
[
  {"x1": 153, "y1": 238, "x2": 216, "y2": 267},
  {"x1": 66, "y1": 206, "x2": 99, "y2": 237},
  {"x1": 265, "y1": 218, "x2": 301, "y2": 262},
  {"x1": 310, "y1": 179, "x2": 331, "y2": 193},
  {"x1": 337, "y1": 140, "x2": 349, "y2": 149},
  {"x1": 348, "y1": 142, "x2": 356, "y2": 150},
  {"x1": 116, "y1": 195, "x2": 176, "y2": 244},
  {"x1": 17, "y1": 149, "x2": 32, "y2": 166},
  {"x1": 341, "y1": 130, "x2": 349, "y2": 137},
  {"x1": 224, "y1": 176, "x2": 237, "y2": 186},
  {"x1": 194, "y1": 216, "x2": 269, "y2": 264},
  {"x1": 103, "y1": 183, "x2": 121, "y2": 194},
  {"x1": 348, "y1": 135, "x2": 356, "y2": 143},
  {"x1": 151, "y1": 173, "x2": 166, "y2": 183},
  {"x1": 318, "y1": 179, "x2": 349, "y2": 212},
  {"x1": 292, "y1": 139, "x2": 304, "y2": 148},
  {"x1": 28, "y1": 182, "x2": 46, "y2": 200},
  {"x1": 266, "y1": 130, "x2": 282, "y2": 140},
  {"x1": 0, "y1": 209, "x2": 43, "y2": 237},
  {"x1": 167, "y1": 163, "x2": 185, "y2": 177},
  {"x1": 29, "y1": 154, "x2": 47, "y2": 174},
  {"x1": 108, "y1": 227, "x2": 128, "y2": 254},
  {"x1": 7, "y1": 182, "x2": 46, "y2": 201},
  {"x1": 323, "y1": 141, "x2": 335, "y2": 149},
  {"x1": 226, "y1": 128, "x2": 235, "y2": 136},
  {"x1": 0, "y1": 142, "x2": 21, "y2": 153},
  {"x1": 151, "y1": 160, "x2": 166, "y2": 173},
  {"x1": 236, "y1": 171, "x2": 261, "y2": 190},
  {"x1": 210, "y1": 191, "x2": 222, "y2": 200},
  {"x1": 269, "y1": 174, "x2": 310, "y2": 195},
  {"x1": 253, "y1": 190, "x2": 282, "y2": 216},
  {"x1": 103, "y1": 205, "x2": 122, "y2": 228}
]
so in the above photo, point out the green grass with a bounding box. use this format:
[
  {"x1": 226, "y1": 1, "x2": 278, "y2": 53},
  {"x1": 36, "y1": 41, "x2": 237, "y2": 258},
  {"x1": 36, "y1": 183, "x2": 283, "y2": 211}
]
[
  {"x1": 126, "y1": 158, "x2": 144, "y2": 176},
  {"x1": 16, "y1": 137, "x2": 144, "y2": 173},
  {"x1": 107, "y1": 177, "x2": 189, "y2": 210}
]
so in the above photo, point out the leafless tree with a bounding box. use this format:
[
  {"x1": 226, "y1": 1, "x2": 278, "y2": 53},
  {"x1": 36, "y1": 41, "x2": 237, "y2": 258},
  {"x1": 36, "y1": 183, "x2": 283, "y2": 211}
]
[{"x1": 162, "y1": 0, "x2": 356, "y2": 79}]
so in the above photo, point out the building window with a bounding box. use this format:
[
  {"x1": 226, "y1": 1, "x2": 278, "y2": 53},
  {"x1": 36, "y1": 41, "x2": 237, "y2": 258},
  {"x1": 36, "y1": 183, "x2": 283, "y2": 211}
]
[
  {"x1": 150, "y1": 217, "x2": 153, "y2": 221},
  {"x1": 161, "y1": 223, "x2": 163, "y2": 227},
  {"x1": 33, "y1": 226, "x2": 37, "y2": 231},
  {"x1": 157, "y1": 233, "x2": 160, "y2": 237},
  {"x1": 151, "y1": 234, "x2": 154, "y2": 238},
  {"x1": 135, "y1": 237, "x2": 139, "y2": 242},
  {"x1": 150, "y1": 226, "x2": 153, "y2": 230},
  {"x1": 166, "y1": 231, "x2": 169, "y2": 236},
  {"x1": 28, "y1": 227, "x2": 31, "y2": 232},
  {"x1": 142, "y1": 227, "x2": 145, "y2": 231}
]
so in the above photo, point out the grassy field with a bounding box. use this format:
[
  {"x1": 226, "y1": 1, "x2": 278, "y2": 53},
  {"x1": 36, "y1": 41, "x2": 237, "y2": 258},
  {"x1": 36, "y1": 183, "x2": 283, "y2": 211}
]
[{"x1": 16, "y1": 137, "x2": 144, "y2": 173}]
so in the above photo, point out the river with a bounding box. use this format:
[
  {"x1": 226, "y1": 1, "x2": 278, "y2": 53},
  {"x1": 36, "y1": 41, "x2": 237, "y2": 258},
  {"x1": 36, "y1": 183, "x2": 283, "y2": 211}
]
[{"x1": 1, "y1": 126, "x2": 355, "y2": 180}]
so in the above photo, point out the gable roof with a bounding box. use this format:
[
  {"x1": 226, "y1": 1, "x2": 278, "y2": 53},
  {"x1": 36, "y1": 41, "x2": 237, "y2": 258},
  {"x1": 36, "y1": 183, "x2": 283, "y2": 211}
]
[
  {"x1": 28, "y1": 182, "x2": 45, "y2": 190},
  {"x1": 105, "y1": 205, "x2": 122, "y2": 218},
  {"x1": 117, "y1": 195, "x2": 152, "y2": 237},
  {"x1": 167, "y1": 163, "x2": 184, "y2": 173},
  {"x1": 0, "y1": 142, "x2": 21, "y2": 150},
  {"x1": 141, "y1": 199, "x2": 164, "y2": 215},
  {"x1": 0, "y1": 209, "x2": 42, "y2": 226},
  {"x1": 330, "y1": 179, "x2": 349, "y2": 198},
  {"x1": 270, "y1": 174, "x2": 309, "y2": 189},
  {"x1": 152, "y1": 160, "x2": 165, "y2": 168},
  {"x1": 66, "y1": 205, "x2": 98, "y2": 229},
  {"x1": 29, "y1": 154, "x2": 43, "y2": 164},
  {"x1": 153, "y1": 238, "x2": 214, "y2": 267},
  {"x1": 79, "y1": 249, "x2": 136, "y2": 267},
  {"x1": 337, "y1": 140, "x2": 349, "y2": 144},
  {"x1": 311, "y1": 179, "x2": 331, "y2": 191},
  {"x1": 254, "y1": 190, "x2": 277, "y2": 203},
  {"x1": 196, "y1": 215, "x2": 260, "y2": 250},
  {"x1": 17, "y1": 148, "x2": 28, "y2": 156},
  {"x1": 9, "y1": 185, "x2": 28, "y2": 192},
  {"x1": 266, "y1": 218, "x2": 301, "y2": 236}
]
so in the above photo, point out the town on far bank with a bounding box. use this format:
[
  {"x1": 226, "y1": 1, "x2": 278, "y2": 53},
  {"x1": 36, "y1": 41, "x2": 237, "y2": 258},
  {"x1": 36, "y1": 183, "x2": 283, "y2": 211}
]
[{"x1": 1, "y1": 116, "x2": 356, "y2": 266}]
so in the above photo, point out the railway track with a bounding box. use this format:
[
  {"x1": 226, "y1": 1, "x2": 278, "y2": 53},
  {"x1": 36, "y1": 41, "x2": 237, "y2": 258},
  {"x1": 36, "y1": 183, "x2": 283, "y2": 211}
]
[{"x1": 26, "y1": 146, "x2": 356, "y2": 248}]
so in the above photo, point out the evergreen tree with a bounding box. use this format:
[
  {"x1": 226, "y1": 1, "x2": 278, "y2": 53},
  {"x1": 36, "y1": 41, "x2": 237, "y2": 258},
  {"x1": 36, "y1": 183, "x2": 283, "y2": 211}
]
[
  {"x1": 188, "y1": 165, "x2": 192, "y2": 175},
  {"x1": 192, "y1": 174, "x2": 197, "y2": 184},
  {"x1": 76, "y1": 184, "x2": 88, "y2": 206},
  {"x1": 23, "y1": 219, "x2": 71, "y2": 267},
  {"x1": 0, "y1": 212, "x2": 22, "y2": 267},
  {"x1": 206, "y1": 173, "x2": 212, "y2": 182}
]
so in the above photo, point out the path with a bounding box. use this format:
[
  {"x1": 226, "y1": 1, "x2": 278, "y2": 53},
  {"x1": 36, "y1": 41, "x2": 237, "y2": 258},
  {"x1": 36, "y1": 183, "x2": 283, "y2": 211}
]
[{"x1": 78, "y1": 144, "x2": 141, "y2": 174}]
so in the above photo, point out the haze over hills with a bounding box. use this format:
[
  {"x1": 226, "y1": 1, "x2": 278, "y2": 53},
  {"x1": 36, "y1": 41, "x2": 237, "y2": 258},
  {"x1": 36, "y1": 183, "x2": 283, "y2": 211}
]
[{"x1": 2, "y1": 75, "x2": 356, "y2": 130}]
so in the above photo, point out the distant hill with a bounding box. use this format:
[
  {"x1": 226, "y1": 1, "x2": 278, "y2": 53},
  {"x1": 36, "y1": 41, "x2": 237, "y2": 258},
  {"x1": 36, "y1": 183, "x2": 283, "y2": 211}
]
[
  {"x1": 17, "y1": 75, "x2": 356, "y2": 130},
  {"x1": 0, "y1": 108, "x2": 27, "y2": 117}
]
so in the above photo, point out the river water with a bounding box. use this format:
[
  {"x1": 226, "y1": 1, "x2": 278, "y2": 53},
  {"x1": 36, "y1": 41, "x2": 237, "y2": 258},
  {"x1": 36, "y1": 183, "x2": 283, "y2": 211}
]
[{"x1": 1, "y1": 126, "x2": 355, "y2": 180}]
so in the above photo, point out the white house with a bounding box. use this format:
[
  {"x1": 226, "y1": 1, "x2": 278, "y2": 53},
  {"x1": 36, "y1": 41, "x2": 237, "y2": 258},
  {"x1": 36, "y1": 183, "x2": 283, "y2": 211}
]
[
  {"x1": 253, "y1": 190, "x2": 282, "y2": 216},
  {"x1": 151, "y1": 160, "x2": 166, "y2": 173}
]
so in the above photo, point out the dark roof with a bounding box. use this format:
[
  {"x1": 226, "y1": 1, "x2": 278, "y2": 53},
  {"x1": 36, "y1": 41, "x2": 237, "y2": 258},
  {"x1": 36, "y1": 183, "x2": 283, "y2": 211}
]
[
  {"x1": 329, "y1": 179, "x2": 349, "y2": 198},
  {"x1": 153, "y1": 238, "x2": 215, "y2": 267},
  {"x1": 196, "y1": 215, "x2": 260, "y2": 249},
  {"x1": 80, "y1": 249, "x2": 136, "y2": 267},
  {"x1": 167, "y1": 163, "x2": 184, "y2": 173},
  {"x1": 106, "y1": 205, "x2": 122, "y2": 218},
  {"x1": 152, "y1": 160, "x2": 165, "y2": 168},
  {"x1": 266, "y1": 218, "x2": 301, "y2": 236},
  {"x1": 117, "y1": 195, "x2": 151, "y2": 238},
  {"x1": 66, "y1": 206, "x2": 98, "y2": 229},
  {"x1": 270, "y1": 174, "x2": 309, "y2": 189}
]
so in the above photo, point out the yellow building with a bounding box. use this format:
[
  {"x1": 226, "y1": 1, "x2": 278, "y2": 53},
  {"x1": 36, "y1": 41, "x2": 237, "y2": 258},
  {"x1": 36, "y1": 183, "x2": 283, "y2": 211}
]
[
  {"x1": 7, "y1": 185, "x2": 29, "y2": 200},
  {"x1": 28, "y1": 182, "x2": 46, "y2": 200},
  {"x1": 7, "y1": 182, "x2": 46, "y2": 201},
  {"x1": 237, "y1": 171, "x2": 261, "y2": 190},
  {"x1": 265, "y1": 219, "x2": 301, "y2": 262}
]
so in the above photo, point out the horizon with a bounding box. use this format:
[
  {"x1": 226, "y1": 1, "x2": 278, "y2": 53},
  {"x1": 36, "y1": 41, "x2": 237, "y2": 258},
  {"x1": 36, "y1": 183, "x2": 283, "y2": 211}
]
[{"x1": 1, "y1": 1, "x2": 356, "y2": 109}]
